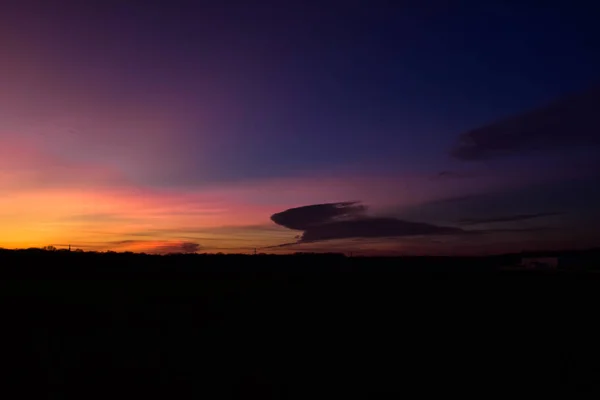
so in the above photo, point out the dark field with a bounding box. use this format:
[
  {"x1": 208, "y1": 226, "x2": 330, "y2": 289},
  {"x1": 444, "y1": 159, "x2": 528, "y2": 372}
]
[{"x1": 1, "y1": 249, "x2": 600, "y2": 397}]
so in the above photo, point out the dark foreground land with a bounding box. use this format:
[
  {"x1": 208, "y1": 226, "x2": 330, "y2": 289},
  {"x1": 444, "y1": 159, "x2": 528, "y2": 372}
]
[{"x1": 2, "y1": 249, "x2": 600, "y2": 398}]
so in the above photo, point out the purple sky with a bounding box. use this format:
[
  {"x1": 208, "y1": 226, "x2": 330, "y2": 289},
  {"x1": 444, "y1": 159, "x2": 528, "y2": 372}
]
[{"x1": 1, "y1": 1, "x2": 599, "y2": 254}]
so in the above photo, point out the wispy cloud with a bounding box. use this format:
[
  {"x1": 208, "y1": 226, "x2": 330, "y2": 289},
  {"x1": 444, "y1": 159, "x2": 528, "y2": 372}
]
[
  {"x1": 459, "y1": 212, "x2": 563, "y2": 226},
  {"x1": 432, "y1": 171, "x2": 477, "y2": 180},
  {"x1": 106, "y1": 240, "x2": 202, "y2": 254},
  {"x1": 451, "y1": 87, "x2": 600, "y2": 161}
]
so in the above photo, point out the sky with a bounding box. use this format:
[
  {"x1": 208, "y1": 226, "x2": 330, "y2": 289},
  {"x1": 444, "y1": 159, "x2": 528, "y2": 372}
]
[{"x1": 1, "y1": 0, "x2": 599, "y2": 255}]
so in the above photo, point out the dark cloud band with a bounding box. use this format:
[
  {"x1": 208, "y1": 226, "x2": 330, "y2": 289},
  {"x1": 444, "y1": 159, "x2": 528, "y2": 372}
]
[
  {"x1": 271, "y1": 202, "x2": 465, "y2": 245},
  {"x1": 451, "y1": 87, "x2": 600, "y2": 161}
]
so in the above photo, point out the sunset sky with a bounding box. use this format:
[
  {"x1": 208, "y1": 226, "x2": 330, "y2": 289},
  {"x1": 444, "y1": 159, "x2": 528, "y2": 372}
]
[{"x1": 1, "y1": 1, "x2": 599, "y2": 255}]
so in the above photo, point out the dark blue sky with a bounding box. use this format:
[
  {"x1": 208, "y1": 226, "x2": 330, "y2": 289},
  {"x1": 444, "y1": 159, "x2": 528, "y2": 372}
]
[{"x1": 203, "y1": 1, "x2": 600, "y2": 179}]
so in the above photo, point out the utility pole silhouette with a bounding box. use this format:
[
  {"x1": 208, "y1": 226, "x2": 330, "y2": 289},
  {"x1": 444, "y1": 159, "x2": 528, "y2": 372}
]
[
  {"x1": 68, "y1": 244, "x2": 71, "y2": 252},
  {"x1": 254, "y1": 248, "x2": 257, "y2": 255}
]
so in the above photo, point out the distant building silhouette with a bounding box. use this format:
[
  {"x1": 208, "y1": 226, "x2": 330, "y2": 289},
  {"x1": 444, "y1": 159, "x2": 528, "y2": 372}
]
[{"x1": 520, "y1": 257, "x2": 558, "y2": 269}]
